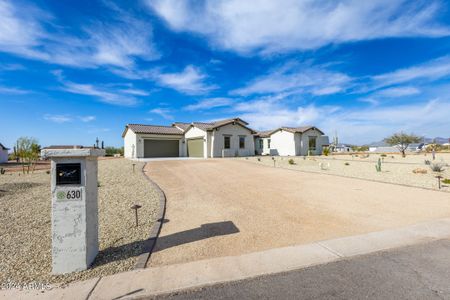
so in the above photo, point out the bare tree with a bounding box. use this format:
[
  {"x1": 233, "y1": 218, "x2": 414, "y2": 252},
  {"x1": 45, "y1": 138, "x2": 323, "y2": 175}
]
[{"x1": 384, "y1": 132, "x2": 421, "y2": 157}]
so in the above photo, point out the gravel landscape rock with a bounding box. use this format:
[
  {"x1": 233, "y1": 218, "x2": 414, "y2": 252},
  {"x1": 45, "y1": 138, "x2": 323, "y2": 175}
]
[
  {"x1": 0, "y1": 158, "x2": 159, "y2": 287},
  {"x1": 241, "y1": 153, "x2": 450, "y2": 192}
]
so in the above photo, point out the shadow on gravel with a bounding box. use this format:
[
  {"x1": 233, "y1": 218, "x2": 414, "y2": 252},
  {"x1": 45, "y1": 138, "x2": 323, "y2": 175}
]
[
  {"x1": 153, "y1": 221, "x2": 240, "y2": 253},
  {"x1": 92, "y1": 221, "x2": 239, "y2": 267}
]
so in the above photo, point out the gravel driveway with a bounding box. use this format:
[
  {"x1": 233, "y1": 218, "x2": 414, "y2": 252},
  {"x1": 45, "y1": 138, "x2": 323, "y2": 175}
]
[{"x1": 146, "y1": 159, "x2": 450, "y2": 267}]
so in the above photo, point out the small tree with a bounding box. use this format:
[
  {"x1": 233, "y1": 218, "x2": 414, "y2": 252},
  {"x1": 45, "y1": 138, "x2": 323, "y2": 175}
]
[
  {"x1": 16, "y1": 137, "x2": 40, "y2": 173},
  {"x1": 384, "y1": 132, "x2": 421, "y2": 157}
]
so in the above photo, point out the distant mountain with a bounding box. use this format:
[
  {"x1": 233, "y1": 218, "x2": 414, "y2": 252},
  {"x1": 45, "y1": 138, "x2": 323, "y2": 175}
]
[
  {"x1": 368, "y1": 137, "x2": 449, "y2": 146},
  {"x1": 422, "y1": 137, "x2": 450, "y2": 144}
]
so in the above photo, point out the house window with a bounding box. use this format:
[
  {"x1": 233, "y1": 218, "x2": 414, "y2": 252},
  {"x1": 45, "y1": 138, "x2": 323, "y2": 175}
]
[
  {"x1": 268, "y1": 139, "x2": 271, "y2": 148},
  {"x1": 224, "y1": 136, "x2": 231, "y2": 149},
  {"x1": 258, "y1": 139, "x2": 263, "y2": 149},
  {"x1": 239, "y1": 136, "x2": 245, "y2": 149},
  {"x1": 308, "y1": 136, "x2": 317, "y2": 151}
]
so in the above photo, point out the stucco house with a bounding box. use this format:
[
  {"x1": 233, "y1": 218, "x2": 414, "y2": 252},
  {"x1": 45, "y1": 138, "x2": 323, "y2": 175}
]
[
  {"x1": 255, "y1": 127, "x2": 329, "y2": 156},
  {"x1": 122, "y1": 118, "x2": 256, "y2": 158},
  {"x1": 0, "y1": 143, "x2": 10, "y2": 163}
]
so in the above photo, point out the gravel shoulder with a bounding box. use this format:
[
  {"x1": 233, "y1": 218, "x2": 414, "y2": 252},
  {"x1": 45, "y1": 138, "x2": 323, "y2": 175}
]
[
  {"x1": 0, "y1": 158, "x2": 159, "y2": 287},
  {"x1": 240, "y1": 153, "x2": 450, "y2": 192}
]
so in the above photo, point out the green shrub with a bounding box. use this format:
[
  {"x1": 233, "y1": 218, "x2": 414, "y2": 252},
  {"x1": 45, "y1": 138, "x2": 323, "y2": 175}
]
[
  {"x1": 0, "y1": 168, "x2": 5, "y2": 175},
  {"x1": 105, "y1": 146, "x2": 124, "y2": 157},
  {"x1": 288, "y1": 159, "x2": 295, "y2": 165},
  {"x1": 442, "y1": 178, "x2": 450, "y2": 184},
  {"x1": 344, "y1": 162, "x2": 350, "y2": 166},
  {"x1": 322, "y1": 147, "x2": 330, "y2": 156},
  {"x1": 380, "y1": 154, "x2": 387, "y2": 157}
]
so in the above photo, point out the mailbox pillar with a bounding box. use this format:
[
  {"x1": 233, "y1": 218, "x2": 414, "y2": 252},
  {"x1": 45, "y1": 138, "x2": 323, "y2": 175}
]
[{"x1": 41, "y1": 147, "x2": 105, "y2": 274}]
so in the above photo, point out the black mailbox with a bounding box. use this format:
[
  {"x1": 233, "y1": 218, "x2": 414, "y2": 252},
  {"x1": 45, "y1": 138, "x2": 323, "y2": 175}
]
[{"x1": 56, "y1": 163, "x2": 81, "y2": 185}]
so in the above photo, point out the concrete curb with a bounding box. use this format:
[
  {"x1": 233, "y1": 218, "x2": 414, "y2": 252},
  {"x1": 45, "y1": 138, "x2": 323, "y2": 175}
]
[
  {"x1": 240, "y1": 158, "x2": 450, "y2": 193},
  {"x1": 134, "y1": 163, "x2": 167, "y2": 269},
  {"x1": 5, "y1": 218, "x2": 450, "y2": 300}
]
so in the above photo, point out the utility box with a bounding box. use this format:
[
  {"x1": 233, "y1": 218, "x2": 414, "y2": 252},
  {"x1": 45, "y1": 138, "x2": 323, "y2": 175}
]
[{"x1": 41, "y1": 147, "x2": 105, "y2": 274}]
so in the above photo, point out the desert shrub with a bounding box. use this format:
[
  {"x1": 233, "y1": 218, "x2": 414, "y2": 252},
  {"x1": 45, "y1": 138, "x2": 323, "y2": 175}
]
[
  {"x1": 344, "y1": 162, "x2": 350, "y2": 166},
  {"x1": 424, "y1": 160, "x2": 431, "y2": 165},
  {"x1": 430, "y1": 163, "x2": 445, "y2": 172},
  {"x1": 380, "y1": 154, "x2": 387, "y2": 157},
  {"x1": 442, "y1": 178, "x2": 450, "y2": 184},
  {"x1": 257, "y1": 158, "x2": 261, "y2": 162},
  {"x1": 105, "y1": 147, "x2": 124, "y2": 157},
  {"x1": 0, "y1": 168, "x2": 5, "y2": 175},
  {"x1": 288, "y1": 159, "x2": 295, "y2": 165},
  {"x1": 322, "y1": 147, "x2": 330, "y2": 156}
]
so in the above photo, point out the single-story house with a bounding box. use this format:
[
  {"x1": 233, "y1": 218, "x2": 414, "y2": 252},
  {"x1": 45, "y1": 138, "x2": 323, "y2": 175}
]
[
  {"x1": 122, "y1": 118, "x2": 256, "y2": 159},
  {"x1": 333, "y1": 143, "x2": 352, "y2": 153},
  {"x1": 254, "y1": 126, "x2": 329, "y2": 156},
  {"x1": 0, "y1": 143, "x2": 10, "y2": 163}
]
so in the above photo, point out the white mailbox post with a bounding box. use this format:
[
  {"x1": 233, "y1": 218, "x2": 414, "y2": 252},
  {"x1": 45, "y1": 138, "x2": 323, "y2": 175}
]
[{"x1": 41, "y1": 147, "x2": 105, "y2": 274}]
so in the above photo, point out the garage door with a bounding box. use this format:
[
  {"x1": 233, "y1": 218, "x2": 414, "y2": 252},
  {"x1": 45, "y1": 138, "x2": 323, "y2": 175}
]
[
  {"x1": 144, "y1": 139, "x2": 179, "y2": 158},
  {"x1": 187, "y1": 138, "x2": 204, "y2": 157}
]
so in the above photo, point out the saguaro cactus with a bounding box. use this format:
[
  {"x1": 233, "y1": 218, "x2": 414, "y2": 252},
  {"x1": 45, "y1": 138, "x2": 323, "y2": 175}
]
[{"x1": 375, "y1": 158, "x2": 382, "y2": 172}]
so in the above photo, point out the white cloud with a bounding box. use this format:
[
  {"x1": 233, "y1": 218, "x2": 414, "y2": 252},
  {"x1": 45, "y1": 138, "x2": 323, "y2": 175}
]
[
  {"x1": 233, "y1": 94, "x2": 450, "y2": 144},
  {"x1": 61, "y1": 81, "x2": 138, "y2": 106},
  {"x1": 375, "y1": 86, "x2": 420, "y2": 97},
  {"x1": 43, "y1": 114, "x2": 72, "y2": 123},
  {"x1": 153, "y1": 65, "x2": 217, "y2": 95},
  {"x1": 149, "y1": 108, "x2": 174, "y2": 120},
  {"x1": 119, "y1": 88, "x2": 150, "y2": 96},
  {"x1": 184, "y1": 97, "x2": 234, "y2": 111},
  {"x1": 0, "y1": 1, "x2": 158, "y2": 69},
  {"x1": 79, "y1": 116, "x2": 96, "y2": 122},
  {"x1": 147, "y1": 0, "x2": 450, "y2": 55},
  {"x1": 0, "y1": 86, "x2": 30, "y2": 95},
  {"x1": 372, "y1": 56, "x2": 450, "y2": 88},
  {"x1": 232, "y1": 62, "x2": 351, "y2": 96}
]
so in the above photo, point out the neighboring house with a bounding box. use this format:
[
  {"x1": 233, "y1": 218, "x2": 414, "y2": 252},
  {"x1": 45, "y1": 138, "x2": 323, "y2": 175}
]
[
  {"x1": 406, "y1": 143, "x2": 425, "y2": 152},
  {"x1": 333, "y1": 143, "x2": 352, "y2": 153},
  {"x1": 255, "y1": 126, "x2": 329, "y2": 156},
  {"x1": 122, "y1": 118, "x2": 256, "y2": 158},
  {"x1": 0, "y1": 143, "x2": 10, "y2": 163}
]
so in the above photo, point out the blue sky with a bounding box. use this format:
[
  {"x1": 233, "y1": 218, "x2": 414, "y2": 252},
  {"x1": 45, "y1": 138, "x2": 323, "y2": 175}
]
[{"x1": 1, "y1": 0, "x2": 450, "y2": 147}]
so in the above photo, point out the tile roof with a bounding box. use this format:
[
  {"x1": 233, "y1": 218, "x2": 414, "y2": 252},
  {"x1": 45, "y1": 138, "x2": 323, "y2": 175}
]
[
  {"x1": 176, "y1": 118, "x2": 253, "y2": 132},
  {"x1": 124, "y1": 118, "x2": 256, "y2": 137},
  {"x1": 280, "y1": 126, "x2": 320, "y2": 134},
  {"x1": 172, "y1": 122, "x2": 191, "y2": 131},
  {"x1": 255, "y1": 126, "x2": 324, "y2": 137},
  {"x1": 254, "y1": 130, "x2": 273, "y2": 138},
  {"x1": 126, "y1": 124, "x2": 184, "y2": 135}
]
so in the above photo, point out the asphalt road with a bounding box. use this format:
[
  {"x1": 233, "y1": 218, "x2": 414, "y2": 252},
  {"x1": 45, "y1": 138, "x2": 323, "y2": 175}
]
[{"x1": 150, "y1": 239, "x2": 450, "y2": 300}]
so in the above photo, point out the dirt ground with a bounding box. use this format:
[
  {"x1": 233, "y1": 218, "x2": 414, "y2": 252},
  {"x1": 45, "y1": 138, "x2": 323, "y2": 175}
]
[{"x1": 145, "y1": 159, "x2": 450, "y2": 267}]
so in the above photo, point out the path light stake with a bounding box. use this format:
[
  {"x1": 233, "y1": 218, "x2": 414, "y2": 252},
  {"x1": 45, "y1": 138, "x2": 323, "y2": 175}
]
[
  {"x1": 436, "y1": 175, "x2": 443, "y2": 189},
  {"x1": 132, "y1": 163, "x2": 136, "y2": 172},
  {"x1": 131, "y1": 204, "x2": 142, "y2": 227},
  {"x1": 272, "y1": 156, "x2": 276, "y2": 167}
]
